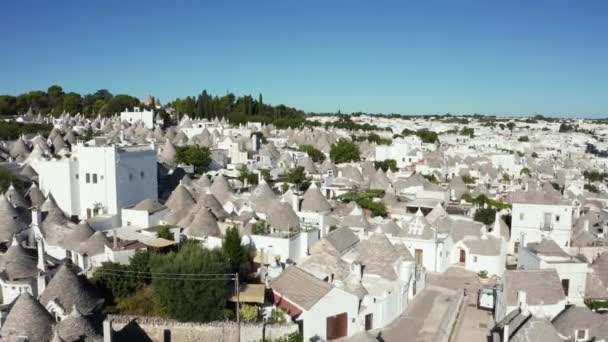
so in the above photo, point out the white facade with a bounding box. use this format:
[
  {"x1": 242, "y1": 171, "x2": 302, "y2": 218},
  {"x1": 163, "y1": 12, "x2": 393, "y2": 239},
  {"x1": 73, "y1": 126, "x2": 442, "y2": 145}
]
[
  {"x1": 36, "y1": 143, "x2": 158, "y2": 222},
  {"x1": 299, "y1": 287, "x2": 361, "y2": 341},
  {"x1": 518, "y1": 247, "x2": 588, "y2": 305},
  {"x1": 249, "y1": 230, "x2": 320, "y2": 264},
  {"x1": 510, "y1": 203, "x2": 574, "y2": 254},
  {"x1": 120, "y1": 107, "x2": 155, "y2": 129}
]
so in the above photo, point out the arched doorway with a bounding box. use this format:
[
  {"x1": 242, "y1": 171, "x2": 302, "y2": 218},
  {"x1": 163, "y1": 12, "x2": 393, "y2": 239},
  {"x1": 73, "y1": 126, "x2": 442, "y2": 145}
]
[{"x1": 459, "y1": 249, "x2": 466, "y2": 263}]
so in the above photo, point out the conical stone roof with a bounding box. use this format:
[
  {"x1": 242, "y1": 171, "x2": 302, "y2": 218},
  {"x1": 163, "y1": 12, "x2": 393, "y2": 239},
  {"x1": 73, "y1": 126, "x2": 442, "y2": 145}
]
[
  {"x1": 184, "y1": 208, "x2": 221, "y2": 237},
  {"x1": 0, "y1": 292, "x2": 55, "y2": 342},
  {"x1": 301, "y1": 183, "x2": 331, "y2": 213},
  {"x1": 40, "y1": 264, "x2": 103, "y2": 315},
  {"x1": 0, "y1": 195, "x2": 27, "y2": 241}
]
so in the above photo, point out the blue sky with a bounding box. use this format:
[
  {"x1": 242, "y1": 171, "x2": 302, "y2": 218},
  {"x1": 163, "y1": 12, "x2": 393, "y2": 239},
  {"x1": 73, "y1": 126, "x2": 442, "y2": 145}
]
[{"x1": 1, "y1": 0, "x2": 607, "y2": 117}]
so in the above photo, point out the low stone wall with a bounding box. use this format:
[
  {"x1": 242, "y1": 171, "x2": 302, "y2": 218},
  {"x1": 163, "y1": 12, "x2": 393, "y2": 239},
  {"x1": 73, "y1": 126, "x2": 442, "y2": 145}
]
[
  {"x1": 106, "y1": 315, "x2": 299, "y2": 342},
  {"x1": 434, "y1": 288, "x2": 465, "y2": 342}
]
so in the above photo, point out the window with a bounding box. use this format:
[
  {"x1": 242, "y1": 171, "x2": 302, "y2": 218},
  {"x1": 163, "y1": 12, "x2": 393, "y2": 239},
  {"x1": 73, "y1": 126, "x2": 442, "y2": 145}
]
[
  {"x1": 562, "y1": 279, "x2": 570, "y2": 296},
  {"x1": 85, "y1": 173, "x2": 90, "y2": 183},
  {"x1": 92, "y1": 174, "x2": 98, "y2": 184},
  {"x1": 75, "y1": 173, "x2": 79, "y2": 180},
  {"x1": 129, "y1": 173, "x2": 133, "y2": 181},
  {"x1": 474, "y1": 256, "x2": 478, "y2": 262},
  {"x1": 140, "y1": 171, "x2": 144, "y2": 179},
  {"x1": 86, "y1": 208, "x2": 91, "y2": 218},
  {"x1": 519, "y1": 213, "x2": 524, "y2": 220},
  {"x1": 576, "y1": 329, "x2": 588, "y2": 341},
  {"x1": 556, "y1": 215, "x2": 560, "y2": 222}
]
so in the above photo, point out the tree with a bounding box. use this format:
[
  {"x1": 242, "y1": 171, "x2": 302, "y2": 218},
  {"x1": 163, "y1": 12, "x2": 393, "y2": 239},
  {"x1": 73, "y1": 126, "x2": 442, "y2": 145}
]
[
  {"x1": 222, "y1": 226, "x2": 248, "y2": 275},
  {"x1": 374, "y1": 159, "x2": 397, "y2": 172},
  {"x1": 518, "y1": 136, "x2": 529, "y2": 142},
  {"x1": 474, "y1": 207, "x2": 497, "y2": 225},
  {"x1": 157, "y1": 226, "x2": 174, "y2": 240},
  {"x1": 416, "y1": 129, "x2": 439, "y2": 144},
  {"x1": 506, "y1": 122, "x2": 516, "y2": 131},
  {"x1": 285, "y1": 166, "x2": 310, "y2": 192},
  {"x1": 460, "y1": 127, "x2": 475, "y2": 137},
  {"x1": 531, "y1": 152, "x2": 538, "y2": 158},
  {"x1": 260, "y1": 169, "x2": 271, "y2": 182},
  {"x1": 175, "y1": 145, "x2": 211, "y2": 174},
  {"x1": 299, "y1": 144, "x2": 326, "y2": 163},
  {"x1": 0, "y1": 165, "x2": 26, "y2": 192},
  {"x1": 330, "y1": 140, "x2": 360, "y2": 163},
  {"x1": 151, "y1": 241, "x2": 231, "y2": 322},
  {"x1": 237, "y1": 165, "x2": 258, "y2": 185}
]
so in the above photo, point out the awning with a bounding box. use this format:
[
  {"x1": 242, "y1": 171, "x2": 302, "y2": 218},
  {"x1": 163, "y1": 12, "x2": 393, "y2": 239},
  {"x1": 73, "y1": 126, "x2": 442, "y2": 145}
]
[{"x1": 229, "y1": 284, "x2": 266, "y2": 304}]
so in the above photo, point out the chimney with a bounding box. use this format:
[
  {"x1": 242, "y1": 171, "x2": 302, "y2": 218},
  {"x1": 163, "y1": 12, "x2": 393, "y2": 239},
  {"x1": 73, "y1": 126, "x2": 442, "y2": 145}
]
[
  {"x1": 112, "y1": 230, "x2": 118, "y2": 249},
  {"x1": 492, "y1": 211, "x2": 501, "y2": 237},
  {"x1": 517, "y1": 290, "x2": 529, "y2": 316},
  {"x1": 36, "y1": 238, "x2": 46, "y2": 272},
  {"x1": 291, "y1": 193, "x2": 300, "y2": 212},
  {"x1": 584, "y1": 219, "x2": 590, "y2": 232},
  {"x1": 103, "y1": 318, "x2": 113, "y2": 342},
  {"x1": 31, "y1": 208, "x2": 41, "y2": 230},
  {"x1": 252, "y1": 134, "x2": 259, "y2": 151}
]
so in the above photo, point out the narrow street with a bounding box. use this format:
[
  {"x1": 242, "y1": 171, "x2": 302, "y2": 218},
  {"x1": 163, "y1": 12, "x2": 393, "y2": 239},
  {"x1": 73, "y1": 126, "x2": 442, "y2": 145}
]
[{"x1": 427, "y1": 267, "x2": 496, "y2": 342}]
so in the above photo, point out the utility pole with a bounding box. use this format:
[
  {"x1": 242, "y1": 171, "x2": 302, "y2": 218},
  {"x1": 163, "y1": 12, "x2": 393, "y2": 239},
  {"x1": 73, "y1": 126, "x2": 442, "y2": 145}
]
[{"x1": 235, "y1": 272, "x2": 240, "y2": 342}]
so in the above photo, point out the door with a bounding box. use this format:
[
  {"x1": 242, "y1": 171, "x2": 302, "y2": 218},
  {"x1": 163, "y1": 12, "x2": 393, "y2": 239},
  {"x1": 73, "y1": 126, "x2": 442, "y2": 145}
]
[
  {"x1": 543, "y1": 213, "x2": 552, "y2": 230},
  {"x1": 365, "y1": 313, "x2": 373, "y2": 331},
  {"x1": 415, "y1": 249, "x2": 423, "y2": 266},
  {"x1": 561, "y1": 279, "x2": 570, "y2": 296},
  {"x1": 326, "y1": 313, "x2": 347, "y2": 340},
  {"x1": 459, "y1": 249, "x2": 466, "y2": 263}
]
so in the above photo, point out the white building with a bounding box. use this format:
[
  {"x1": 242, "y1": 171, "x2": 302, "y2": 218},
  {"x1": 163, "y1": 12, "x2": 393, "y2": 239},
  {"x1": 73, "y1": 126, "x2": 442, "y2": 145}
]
[
  {"x1": 35, "y1": 142, "x2": 158, "y2": 225},
  {"x1": 517, "y1": 238, "x2": 588, "y2": 305},
  {"x1": 509, "y1": 190, "x2": 574, "y2": 254},
  {"x1": 120, "y1": 107, "x2": 155, "y2": 129},
  {"x1": 495, "y1": 269, "x2": 567, "y2": 322}
]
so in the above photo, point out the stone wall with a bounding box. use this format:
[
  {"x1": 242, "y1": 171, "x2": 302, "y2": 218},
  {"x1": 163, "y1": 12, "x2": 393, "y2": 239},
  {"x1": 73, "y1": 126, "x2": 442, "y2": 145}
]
[{"x1": 105, "y1": 315, "x2": 299, "y2": 342}]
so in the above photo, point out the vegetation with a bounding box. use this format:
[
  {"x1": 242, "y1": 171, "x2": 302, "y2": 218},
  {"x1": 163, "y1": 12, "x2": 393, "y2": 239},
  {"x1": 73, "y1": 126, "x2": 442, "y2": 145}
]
[
  {"x1": 354, "y1": 133, "x2": 392, "y2": 145},
  {"x1": 93, "y1": 238, "x2": 251, "y2": 322},
  {"x1": 338, "y1": 190, "x2": 387, "y2": 217},
  {"x1": 422, "y1": 174, "x2": 439, "y2": 184},
  {"x1": 531, "y1": 152, "x2": 538, "y2": 158},
  {"x1": 401, "y1": 128, "x2": 439, "y2": 144},
  {"x1": 222, "y1": 226, "x2": 249, "y2": 278},
  {"x1": 299, "y1": 144, "x2": 326, "y2": 163},
  {"x1": 462, "y1": 175, "x2": 476, "y2": 184},
  {"x1": 518, "y1": 136, "x2": 529, "y2": 142},
  {"x1": 175, "y1": 145, "x2": 211, "y2": 174},
  {"x1": 462, "y1": 194, "x2": 512, "y2": 210},
  {"x1": 474, "y1": 207, "x2": 497, "y2": 225},
  {"x1": 240, "y1": 304, "x2": 258, "y2": 322},
  {"x1": 584, "y1": 184, "x2": 600, "y2": 193},
  {"x1": 559, "y1": 122, "x2": 574, "y2": 133},
  {"x1": 330, "y1": 140, "x2": 361, "y2": 164},
  {"x1": 583, "y1": 170, "x2": 608, "y2": 183},
  {"x1": 238, "y1": 165, "x2": 259, "y2": 186},
  {"x1": 0, "y1": 86, "x2": 142, "y2": 116},
  {"x1": 460, "y1": 127, "x2": 475, "y2": 137},
  {"x1": 520, "y1": 168, "x2": 531, "y2": 176},
  {"x1": 374, "y1": 159, "x2": 397, "y2": 172},
  {"x1": 285, "y1": 166, "x2": 311, "y2": 192},
  {"x1": 506, "y1": 122, "x2": 516, "y2": 130},
  {"x1": 0, "y1": 166, "x2": 26, "y2": 193},
  {"x1": 0, "y1": 121, "x2": 53, "y2": 140},
  {"x1": 252, "y1": 220, "x2": 271, "y2": 235},
  {"x1": 156, "y1": 226, "x2": 174, "y2": 240}
]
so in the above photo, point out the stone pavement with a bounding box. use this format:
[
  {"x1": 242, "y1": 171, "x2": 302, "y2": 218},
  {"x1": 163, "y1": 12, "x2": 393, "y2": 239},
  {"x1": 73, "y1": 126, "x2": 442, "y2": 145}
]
[
  {"x1": 427, "y1": 267, "x2": 496, "y2": 342},
  {"x1": 379, "y1": 285, "x2": 460, "y2": 342}
]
